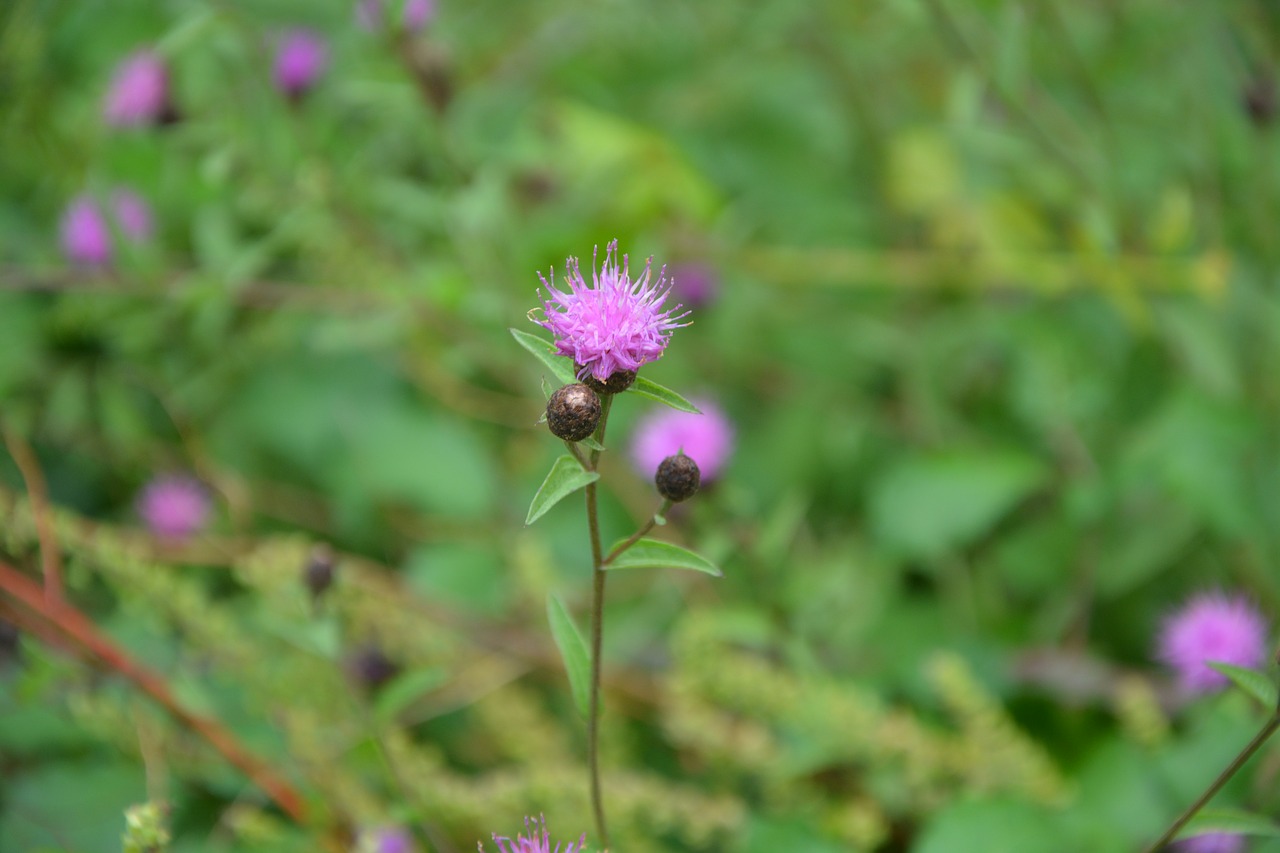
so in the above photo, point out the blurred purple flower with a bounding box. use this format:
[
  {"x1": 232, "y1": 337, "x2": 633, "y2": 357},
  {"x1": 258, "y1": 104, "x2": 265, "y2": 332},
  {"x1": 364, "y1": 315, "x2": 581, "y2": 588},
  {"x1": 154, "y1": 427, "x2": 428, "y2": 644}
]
[
  {"x1": 274, "y1": 30, "x2": 329, "y2": 97},
  {"x1": 1158, "y1": 592, "x2": 1268, "y2": 694},
  {"x1": 59, "y1": 190, "x2": 154, "y2": 266},
  {"x1": 668, "y1": 262, "x2": 719, "y2": 310},
  {"x1": 60, "y1": 196, "x2": 113, "y2": 266},
  {"x1": 103, "y1": 50, "x2": 170, "y2": 127},
  {"x1": 630, "y1": 397, "x2": 734, "y2": 483},
  {"x1": 483, "y1": 815, "x2": 586, "y2": 853},
  {"x1": 535, "y1": 240, "x2": 689, "y2": 384},
  {"x1": 356, "y1": 0, "x2": 437, "y2": 31},
  {"x1": 110, "y1": 189, "x2": 154, "y2": 243},
  {"x1": 358, "y1": 827, "x2": 415, "y2": 853},
  {"x1": 1178, "y1": 832, "x2": 1245, "y2": 853},
  {"x1": 137, "y1": 475, "x2": 210, "y2": 540}
]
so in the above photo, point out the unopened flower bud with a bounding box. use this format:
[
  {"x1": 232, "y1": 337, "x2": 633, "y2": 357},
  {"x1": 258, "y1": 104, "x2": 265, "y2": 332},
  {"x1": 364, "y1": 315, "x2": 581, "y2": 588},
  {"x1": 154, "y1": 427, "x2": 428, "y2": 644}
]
[
  {"x1": 546, "y1": 384, "x2": 601, "y2": 442},
  {"x1": 345, "y1": 644, "x2": 400, "y2": 691},
  {"x1": 655, "y1": 452, "x2": 700, "y2": 502},
  {"x1": 577, "y1": 366, "x2": 636, "y2": 395},
  {"x1": 303, "y1": 543, "x2": 337, "y2": 600},
  {"x1": 1244, "y1": 76, "x2": 1277, "y2": 127}
]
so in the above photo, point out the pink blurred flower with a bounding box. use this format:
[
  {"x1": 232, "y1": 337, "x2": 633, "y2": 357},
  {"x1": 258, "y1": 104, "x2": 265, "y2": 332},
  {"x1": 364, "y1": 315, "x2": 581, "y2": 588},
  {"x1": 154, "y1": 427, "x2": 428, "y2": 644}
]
[
  {"x1": 357, "y1": 827, "x2": 415, "y2": 853},
  {"x1": 274, "y1": 30, "x2": 329, "y2": 97},
  {"x1": 630, "y1": 397, "x2": 734, "y2": 482},
  {"x1": 103, "y1": 50, "x2": 170, "y2": 127},
  {"x1": 668, "y1": 262, "x2": 719, "y2": 309},
  {"x1": 483, "y1": 815, "x2": 586, "y2": 853},
  {"x1": 61, "y1": 196, "x2": 113, "y2": 266},
  {"x1": 356, "y1": 0, "x2": 437, "y2": 31},
  {"x1": 1158, "y1": 592, "x2": 1269, "y2": 694},
  {"x1": 59, "y1": 190, "x2": 154, "y2": 266},
  {"x1": 535, "y1": 240, "x2": 689, "y2": 384},
  {"x1": 137, "y1": 475, "x2": 210, "y2": 540},
  {"x1": 1178, "y1": 832, "x2": 1245, "y2": 853}
]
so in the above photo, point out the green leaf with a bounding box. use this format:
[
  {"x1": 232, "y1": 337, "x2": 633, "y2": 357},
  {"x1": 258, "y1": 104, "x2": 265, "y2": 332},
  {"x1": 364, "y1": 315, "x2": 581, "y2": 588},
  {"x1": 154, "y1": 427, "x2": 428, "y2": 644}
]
[
  {"x1": 1178, "y1": 807, "x2": 1280, "y2": 840},
  {"x1": 628, "y1": 376, "x2": 701, "y2": 413},
  {"x1": 578, "y1": 435, "x2": 605, "y2": 452},
  {"x1": 526, "y1": 455, "x2": 598, "y2": 525},
  {"x1": 510, "y1": 328, "x2": 577, "y2": 386},
  {"x1": 1208, "y1": 663, "x2": 1278, "y2": 709},
  {"x1": 374, "y1": 668, "x2": 448, "y2": 726},
  {"x1": 547, "y1": 594, "x2": 591, "y2": 718},
  {"x1": 604, "y1": 538, "x2": 722, "y2": 576}
]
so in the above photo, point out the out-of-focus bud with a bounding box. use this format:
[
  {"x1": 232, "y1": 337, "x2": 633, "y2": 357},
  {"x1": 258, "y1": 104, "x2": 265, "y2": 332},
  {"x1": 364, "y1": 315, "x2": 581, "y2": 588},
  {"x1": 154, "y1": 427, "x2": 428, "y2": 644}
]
[
  {"x1": 303, "y1": 543, "x2": 337, "y2": 600},
  {"x1": 345, "y1": 644, "x2": 400, "y2": 691}
]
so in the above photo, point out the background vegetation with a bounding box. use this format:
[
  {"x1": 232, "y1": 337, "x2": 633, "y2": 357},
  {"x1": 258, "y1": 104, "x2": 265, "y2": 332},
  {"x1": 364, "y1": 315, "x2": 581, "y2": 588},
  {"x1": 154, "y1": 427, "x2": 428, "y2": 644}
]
[{"x1": 3, "y1": 0, "x2": 1280, "y2": 850}]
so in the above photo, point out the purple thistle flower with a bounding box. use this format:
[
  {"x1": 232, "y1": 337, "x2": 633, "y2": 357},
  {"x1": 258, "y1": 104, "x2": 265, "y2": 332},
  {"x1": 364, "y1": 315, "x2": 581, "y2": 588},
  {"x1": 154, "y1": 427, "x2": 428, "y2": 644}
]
[
  {"x1": 1157, "y1": 592, "x2": 1269, "y2": 695},
  {"x1": 109, "y1": 189, "x2": 154, "y2": 243},
  {"x1": 137, "y1": 475, "x2": 211, "y2": 540},
  {"x1": 103, "y1": 50, "x2": 170, "y2": 128},
  {"x1": 480, "y1": 815, "x2": 586, "y2": 853},
  {"x1": 1178, "y1": 832, "x2": 1245, "y2": 853},
  {"x1": 273, "y1": 30, "x2": 329, "y2": 97},
  {"x1": 61, "y1": 196, "x2": 113, "y2": 266},
  {"x1": 630, "y1": 397, "x2": 734, "y2": 482},
  {"x1": 668, "y1": 262, "x2": 719, "y2": 310},
  {"x1": 536, "y1": 240, "x2": 689, "y2": 384},
  {"x1": 358, "y1": 827, "x2": 415, "y2": 853},
  {"x1": 357, "y1": 0, "x2": 437, "y2": 31}
]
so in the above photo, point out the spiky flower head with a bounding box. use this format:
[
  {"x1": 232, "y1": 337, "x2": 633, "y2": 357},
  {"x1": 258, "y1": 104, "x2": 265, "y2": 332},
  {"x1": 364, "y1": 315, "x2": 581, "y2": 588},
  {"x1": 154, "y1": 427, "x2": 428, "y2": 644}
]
[
  {"x1": 1157, "y1": 592, "x2": 1269, "y2": 695},
  {"x1": 535, "y1": 240, "x2": 689, "y2": 384},
  {"x1": 137, "y1": 475, "x2": 210, "y2": 540},
  {"x1": 480, "y1": 815, "x2": 586, "y2": 853},
  {"x1": 104, "y1": 50, "x2": 171, "y2": 127},
  {"x1": 1178, "y1": 831, "x2": 1245, "y2": 853},
  {"x1": 630, "y1": 396, "x2": 734, "y2": 482}
]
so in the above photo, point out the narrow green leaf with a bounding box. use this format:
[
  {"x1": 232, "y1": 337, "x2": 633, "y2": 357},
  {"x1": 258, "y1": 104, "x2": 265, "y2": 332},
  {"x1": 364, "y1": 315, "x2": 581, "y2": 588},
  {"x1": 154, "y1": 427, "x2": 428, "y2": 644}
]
[
  {"x1": 1177, "y1": 807, "x2": 1280, "y2": 840},
  {"x1": 526, "y1": 454, "x2": 598, "y2": 525},
  {"x1": 547, "y1": 594, "x2": 591, "y2": 719},
  {"x1": 373, "y1": 668, "x2": 447, "y2": 726},
  {"x1": 604, "y1": 537, "x2": 722, "y2": 576},
  {"x1": 578, "y1": 435, "x2": 605, "y2": 452},
  {"x1": 1209, "y1": 662, "x2": 1278, "y2": 709},
  {"x1": 628, "y1": 376, "x2": 701, "y2": 413},
  {"x1": 510, "y1": 328, "x2": 577, "y2": 386}
]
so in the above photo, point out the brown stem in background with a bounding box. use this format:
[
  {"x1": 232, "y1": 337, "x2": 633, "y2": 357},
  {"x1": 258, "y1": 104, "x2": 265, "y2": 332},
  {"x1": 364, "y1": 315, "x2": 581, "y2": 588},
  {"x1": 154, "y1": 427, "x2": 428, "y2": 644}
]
[
  {"x1": 2, "y1": 425, "x2": 64, "y2": 606},
  {"x1": 0, "y1": 558, "x2": 308, "y2": 823}
]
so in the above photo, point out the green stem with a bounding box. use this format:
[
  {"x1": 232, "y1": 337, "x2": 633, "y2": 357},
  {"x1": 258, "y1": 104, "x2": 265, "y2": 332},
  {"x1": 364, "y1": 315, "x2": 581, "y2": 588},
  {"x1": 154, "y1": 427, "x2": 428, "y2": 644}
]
[
  {"x1": 583, "y1": 394, "x2": 613, "y2": 849},
  {"x1": 1142, "y1": 709, "x2": 1280, "y2": 852},
  {"x1": 603, "y1": 500, "x2": 673, "y2": 566}
]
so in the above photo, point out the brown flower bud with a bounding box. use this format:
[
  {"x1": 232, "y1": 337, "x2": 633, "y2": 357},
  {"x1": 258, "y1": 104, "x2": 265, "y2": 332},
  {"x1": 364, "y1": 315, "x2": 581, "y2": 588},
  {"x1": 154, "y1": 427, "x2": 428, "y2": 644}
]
[
  {"x1": 547, "y1": 383, "x2": 601, "y2": 442},
  {"x1": 655, "y1": 452, "x2": 701, "y2": 502},
  {"x1": 576, "y1": 365, "x2": 637, "y2": 394}
]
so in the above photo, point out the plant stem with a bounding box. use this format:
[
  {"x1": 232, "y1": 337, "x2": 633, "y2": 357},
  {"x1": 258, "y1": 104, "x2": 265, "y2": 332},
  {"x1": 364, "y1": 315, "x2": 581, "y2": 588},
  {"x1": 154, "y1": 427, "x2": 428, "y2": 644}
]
[
  {"x1": 583, "y1": 394, "x2": 613, "y2": 849},
  {"x1": 1142, "y1": 709, "x2": 1280, "y2": 852},
  {"x1": 603, "y1": 500, "x2": 673, "y2": 566}
]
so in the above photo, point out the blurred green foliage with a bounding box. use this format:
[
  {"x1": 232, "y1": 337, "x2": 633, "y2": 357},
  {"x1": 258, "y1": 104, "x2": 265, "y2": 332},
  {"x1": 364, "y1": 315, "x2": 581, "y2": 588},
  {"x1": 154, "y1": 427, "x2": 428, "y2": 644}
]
[{"x1": 4, "y1": 0, "x2": 1280, "y2": 850}]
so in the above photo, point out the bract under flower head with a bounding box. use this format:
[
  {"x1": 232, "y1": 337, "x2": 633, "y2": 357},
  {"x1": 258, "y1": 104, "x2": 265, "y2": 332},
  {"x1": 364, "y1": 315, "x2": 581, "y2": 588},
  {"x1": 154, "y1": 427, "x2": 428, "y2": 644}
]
[
  {"x1": 535, "y1": 240, "x2": 689, "y2": 384},
  {"x1": 1157, "y1": 592, "x2": 1269, "y2": 695},
  {"x1": 482, "y1": 815, "x2": 585, "y2": 853}
]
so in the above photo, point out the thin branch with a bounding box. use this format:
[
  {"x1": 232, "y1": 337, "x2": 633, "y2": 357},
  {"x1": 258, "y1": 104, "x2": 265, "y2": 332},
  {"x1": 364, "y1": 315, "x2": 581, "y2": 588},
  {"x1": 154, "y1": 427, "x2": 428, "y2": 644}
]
[
  {"x1": 0, "y1": 559, "x2": 308, "y2": 823},
  {"x1": 1, "y1": 425, "x2": 64, "y2": 605},
  {"x1": 602, "y1": 500, "x2": 673, "y2": 566}
]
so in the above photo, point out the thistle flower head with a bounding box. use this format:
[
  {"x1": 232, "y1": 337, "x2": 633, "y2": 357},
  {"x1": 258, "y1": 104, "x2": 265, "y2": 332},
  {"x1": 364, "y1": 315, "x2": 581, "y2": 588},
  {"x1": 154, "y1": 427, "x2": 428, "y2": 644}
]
[
  {"x1": 630, "y1": 397, "x2": 734, "y2": 482},
  {"x1": 480, "y1": 815, "x2": 585, "y2": 853},
  {"x1": 60, "y1": 190, "x2": 154, "y2": 267},
  {"x1": 137, "y1": 475, "x2": 210, "y2": 540},
  {"x1": 103, "y1": 50, "x2": 170, "y2": 127},
  {"x1": 535, "y1": 240, "x2": 689, "y2": 384},
  {"x1": 1157, "y1": 592, "x2": 1269, "y2": 694},
  {"x1": 274, "y1": 30, "x2": 329, "y2": 97},
  {"x1": 1179, "y1": 831, "x2": 1245, "y2": 853}
]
